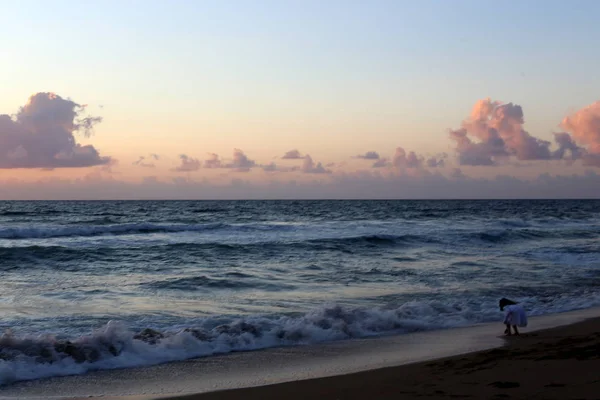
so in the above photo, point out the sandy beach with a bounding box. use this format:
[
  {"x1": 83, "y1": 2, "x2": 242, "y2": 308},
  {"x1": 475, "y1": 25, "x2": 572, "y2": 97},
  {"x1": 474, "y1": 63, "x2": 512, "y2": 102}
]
[{"x1": 163, "y1": 317, "x2": 600, "y2": 400}]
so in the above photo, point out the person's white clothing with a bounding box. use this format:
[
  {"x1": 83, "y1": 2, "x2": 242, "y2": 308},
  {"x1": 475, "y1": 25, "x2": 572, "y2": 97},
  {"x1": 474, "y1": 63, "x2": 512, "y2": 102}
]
[{"x1": 503, "y1": 304, "x2": 527, "y2": 327}]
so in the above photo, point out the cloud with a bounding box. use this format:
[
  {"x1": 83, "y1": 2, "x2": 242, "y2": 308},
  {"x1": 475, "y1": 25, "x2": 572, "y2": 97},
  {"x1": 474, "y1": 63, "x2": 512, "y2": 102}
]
[
  {"x1": 448, "y1": 98, "x2": 579, "y2": 166},
  {"x1": 426, "y1": 154, "x2": 446, "y2": 168},
  {"x1": 262, "y1": 162, "x2": 278, "y2": 172},
  {"x1": 99, "y1": 157, "x2": 120, "y2": 174},
  {"x1": 372, "y1": 148, "x2": 444, "y2": 170},
  {"x1": 582, "y1": 154, "x2": 600, "y2": 167},
  {"x1": 204, "y1": 153, "x2": 221, "y2": 169},
  {"x1": 202, "y1": 149, "x2": 256, "y2": 172},
  {"x1": 445, "y1": 98, "x2": 600, "y2": 168},
  {"x1": 302, "y1": 155, "x2": 331, "y2": 174},
  {"x1": 560, "y1": 101, "x2": 600, "y2": 166},
  {"x1": 262, "y1": 162, "x2": 298, "y2": 173},
  {"x1": 0, "y1": 92, "x2": 111, "y2": 169},
  {"x1": 552, "y1": 132, "x2": 584, "y2": 164},
  {"x1": 450, "y1": 168, "x2": 466, "y2": 179},
  {"x1": 392, "y1": 147, "x2": 423, "y2": 169},
  {"x1": 561, "y1": 102, "x2": 600, "y2": 153},
  {"x1": 6, "y1": 170, "x2": 600, "y2": 200},
  {"x1": 355, "y1": 151, "x2": 380, "y2": 160},
  {"x1": 372, "y1": 158, "x2": 389, "y2": 168},
  {"x1": 281, "y1": 149, "x2": 303, "y2": 159},
  {"x1": 133, "y1": 154, "x2": 160, "y2": 168},
  {"x1": 133, "y1": 156, "x2": 155, "y2": 168},
  {"x1": 449, "y1": 127, "x2": 508, "y2": 166},
  {"x1": 226, "y1": 149, "x2": 256, "y2": 172},
  {"x1": 174, "y1": 154, "x2": 201, "y2": 172}
]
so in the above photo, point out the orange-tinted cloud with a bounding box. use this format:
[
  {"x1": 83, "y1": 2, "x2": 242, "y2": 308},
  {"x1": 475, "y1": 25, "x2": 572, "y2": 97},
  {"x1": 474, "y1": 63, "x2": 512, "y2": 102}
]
[
  {"x1": 449, "y1": 98, "x2": 576, "y2": 166},
  {"x1": 560, "y1": 102, "x2": 600, "y2": 166}
]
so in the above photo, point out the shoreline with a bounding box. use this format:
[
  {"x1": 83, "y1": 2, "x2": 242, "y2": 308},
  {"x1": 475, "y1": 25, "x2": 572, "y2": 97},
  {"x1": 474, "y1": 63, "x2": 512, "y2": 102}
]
[
  {"x1": 1, "y1": 307, "x2": 598, "y2": 400},
  {"x1": 164, "y1": 315, "x2": 600, "y2": 400}
]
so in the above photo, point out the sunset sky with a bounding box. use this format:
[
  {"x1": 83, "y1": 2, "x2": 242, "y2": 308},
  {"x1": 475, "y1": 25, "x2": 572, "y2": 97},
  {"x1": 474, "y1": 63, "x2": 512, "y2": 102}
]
[{"x1": 1, "y1": 0, "x2": 600, "y2": 199}]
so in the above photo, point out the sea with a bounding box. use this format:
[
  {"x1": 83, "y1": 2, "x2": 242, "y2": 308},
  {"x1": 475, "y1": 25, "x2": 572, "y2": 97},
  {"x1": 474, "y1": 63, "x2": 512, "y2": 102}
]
[{"x1": 1, "y1": 199, "x2": 599, "y2": 385}]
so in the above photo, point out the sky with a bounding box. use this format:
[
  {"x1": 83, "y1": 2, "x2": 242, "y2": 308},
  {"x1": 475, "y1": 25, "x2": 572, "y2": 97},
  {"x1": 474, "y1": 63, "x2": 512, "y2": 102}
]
[{"x1": 1, "y1": 0, "x2": 600, "y2": 199}]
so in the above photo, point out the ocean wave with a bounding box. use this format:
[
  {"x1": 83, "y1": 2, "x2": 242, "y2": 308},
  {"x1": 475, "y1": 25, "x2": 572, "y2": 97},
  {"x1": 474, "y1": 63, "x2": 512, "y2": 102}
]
[
  {"x1": 141, "y1": 275, "x2": 295, "y2": 291},
  {"x1": 190, "y1": 208, "x2": 227, "y2": 213},
  {"x1": 0, "y1": 245, "x2": 88, "y2": 263},
  {"x1": 307, "y1": 234, "x2": 435, "y2": 247},
  {"x1": 0, "y1": 301, "x2": 489, "y2": 385},
  {"x1": 0, "y1": 211, "x2": 32, "y2": 216},
  {"x1": 471, "y1": 227, "x2": 600, "y2": 243},
  {"x1": 0, "y1": 210, "x2": 63, "y2": 217},
  {"x1": 496, "y1": 219, "x2": 531, "y2": 228},
  {"x1": 450, "y1": 261, "x2": 487, "y2": 267},
  {"x1": 2, "y1": 292, "x2": 600, "y2": 386},
  {"x1": 0, "y1": 222, "x2": 298, "y2": 239}
]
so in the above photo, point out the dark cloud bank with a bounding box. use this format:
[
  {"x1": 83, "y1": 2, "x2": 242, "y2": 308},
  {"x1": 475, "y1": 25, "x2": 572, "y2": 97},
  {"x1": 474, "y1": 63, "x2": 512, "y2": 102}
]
[{"x1": 3, "y1": 171, "x2": 600, "y2": 200}]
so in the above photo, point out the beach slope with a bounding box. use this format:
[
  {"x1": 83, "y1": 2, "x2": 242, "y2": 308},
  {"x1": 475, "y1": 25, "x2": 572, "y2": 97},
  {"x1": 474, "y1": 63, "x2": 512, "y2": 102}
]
[{"x1": 165, "y1": 317, "x2": 600, "y2": 400}]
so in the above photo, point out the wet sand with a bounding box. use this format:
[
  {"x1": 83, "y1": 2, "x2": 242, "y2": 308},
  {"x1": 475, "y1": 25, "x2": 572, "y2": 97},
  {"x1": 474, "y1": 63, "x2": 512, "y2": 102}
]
[{"x1": 163, "y1": 317, "x2": 600, "y2": 400}]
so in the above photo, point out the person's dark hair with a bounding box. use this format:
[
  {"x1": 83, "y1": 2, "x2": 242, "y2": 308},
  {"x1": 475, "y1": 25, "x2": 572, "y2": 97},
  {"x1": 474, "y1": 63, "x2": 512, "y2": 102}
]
[{"x1": 499, "y1": 298, "x2": 517, "y2": 311}]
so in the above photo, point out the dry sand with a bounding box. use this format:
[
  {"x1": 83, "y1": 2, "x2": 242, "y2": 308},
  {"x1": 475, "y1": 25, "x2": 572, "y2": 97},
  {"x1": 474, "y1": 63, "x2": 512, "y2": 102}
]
[{"x1": 163, "y1": 317, "x2": 600, "y2": 400}]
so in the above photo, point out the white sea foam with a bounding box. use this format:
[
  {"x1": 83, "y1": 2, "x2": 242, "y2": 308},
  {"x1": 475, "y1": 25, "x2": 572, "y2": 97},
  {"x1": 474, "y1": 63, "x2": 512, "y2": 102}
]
[{"x1": 2, "y1": 294, "x2": 600, "y2": 386}]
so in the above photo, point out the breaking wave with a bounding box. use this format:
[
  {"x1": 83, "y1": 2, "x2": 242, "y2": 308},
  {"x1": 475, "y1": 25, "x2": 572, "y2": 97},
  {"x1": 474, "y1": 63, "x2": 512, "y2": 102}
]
[{"x1": 2, "y1": 294, "x2": 600, "y2": 386}]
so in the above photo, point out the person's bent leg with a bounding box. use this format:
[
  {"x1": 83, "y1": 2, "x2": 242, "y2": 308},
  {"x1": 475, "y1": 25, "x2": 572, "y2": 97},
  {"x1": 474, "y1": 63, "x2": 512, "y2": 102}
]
[{"x1": 513, "y1": 325, "x2": 519, "y2": 336}]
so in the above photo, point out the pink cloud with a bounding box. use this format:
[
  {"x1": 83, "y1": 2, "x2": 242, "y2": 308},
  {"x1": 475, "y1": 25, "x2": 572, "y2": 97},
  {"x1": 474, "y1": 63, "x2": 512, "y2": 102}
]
[
  {"x1": 560, "y1": 101, "x2": 600, "y2": 166},
  {"x1": 449, "y1": 98, "x2": 577, "y2": 166}
]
